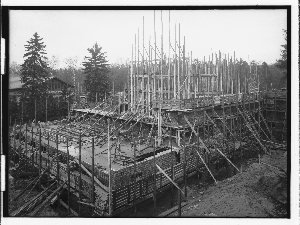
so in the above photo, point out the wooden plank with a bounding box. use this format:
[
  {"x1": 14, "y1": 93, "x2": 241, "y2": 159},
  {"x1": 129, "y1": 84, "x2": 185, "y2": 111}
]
[{"x1": 27, "y1": 181, "x2": 67, "y2": 216}]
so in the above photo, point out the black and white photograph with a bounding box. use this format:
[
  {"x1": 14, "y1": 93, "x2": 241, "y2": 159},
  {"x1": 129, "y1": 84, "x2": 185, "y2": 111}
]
[{"x1": 1, "y1": 2, "x2": 298, "y2": 224}]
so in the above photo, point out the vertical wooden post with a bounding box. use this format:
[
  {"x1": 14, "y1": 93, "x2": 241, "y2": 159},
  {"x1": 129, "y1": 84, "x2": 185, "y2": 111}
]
[
  {"x1": 56, "y1": 133, "x2": 60, "y2": 207},
  {"x1": 31, "y1": 126, "x2": 34, "y2": 168},
  {"x1": 148, "y1": 37, "x2": 151, "y2": 115},
  {"x1": 39, "y1": 128, "x2": 42, "y2": 192},
  {"x1": 178, "y1": 23, "x2": 181, "y2": 100},
  {"x1": 108, "y1": 119, "x2": 112, "y2": 216},
  {"x1": 160, "y1": 11, "x2": 163, "y2": 101},
  {"x1": 67, "y1": 137, "x2": 70, "y2": 216},
  {"x1": 178, "y1": 189, "x2": 181, "y2": 217},
  {"x1": 46, "y1": 97, "x2": 48, "y2": 122},
  {"x1": 143, "y1": 16, "x2": 145, "y2": 114},
  {"x1": 13, "y1": 125, "x2": 16, "y2": 166},
  {"x1": 21, "y1": 102, "x2": 24, "y2": 124},
  {"x1": 133, "y1": 142, "x2": 137, "y2": 214},
  {"x1": 78, "y1": 131, "x2": 82, "y2": 216},
  {"x1": 35, "y1": 99, "x2": 37, "y2": 125},
  {"x1": 91, "y1": 137, "x2": 95, "y2": 216},
  {"x1": 19, "y1": 125, "x2": 22, "y2": 165},
  {"x1": 153, "y1": 136, "x2": 157, "y2": 215},
  {"x1": 234, "y1": 51, "x2": 236, "y2": 94},
  {"x1": 131, "y1": 44, "x2": 134, "y2": 111},
  {"x1": 138, "y1": 28, "x2": 141, "y2": 111},
  {"x1": 25, "y1": 124, "x2": 28, "y2": 171},
  {"x1": 219, "y1": 51, "x2": 222, "y2": 93},
  {"x1": 154, "y1": 11, "x2": 157, "y2": 102},
  {"x1": 170, "y1": 127, "x2": 174, "y2": 207},
  {"x1": 67, "y1": 99, "x2": 70, "y2": 120},
  {"x1": 174, "y1": 23, "x2": 177, "y2": 99},
  {"x1": 183, "y1": 129, "x2": 187, "y2": 198},
  {"x1": 222, "y1": 89, "x2": 226, "y2": 152},
  {"x1": 47, "y1": 132, "x2": 50, "y2": 167},
  {"x1": 258, "y1": 71, "x2": 261, "y2": 144},
  {"x1": 134, "y1": 34, "x2": 137, "y2": 111},
  {"x1": 168, "y1": 10, "x2": 171, "y2": 99},
  {"x1": 184, "y1": 36, "x2": 187, "y2": 98},
  {"x1": 197, "y1": 117, "x2": 200, "y2": 178}
]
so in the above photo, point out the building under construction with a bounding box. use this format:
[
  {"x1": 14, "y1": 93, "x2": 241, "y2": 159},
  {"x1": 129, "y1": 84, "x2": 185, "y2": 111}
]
[{"x1": 8, "y1": 14, "x2": 287, "y2": 217}]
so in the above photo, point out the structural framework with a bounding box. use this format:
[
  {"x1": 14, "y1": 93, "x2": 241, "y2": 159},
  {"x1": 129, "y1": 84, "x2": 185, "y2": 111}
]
[{"x1": 9, "y1": 12, "x2": 287, "y2": 217}]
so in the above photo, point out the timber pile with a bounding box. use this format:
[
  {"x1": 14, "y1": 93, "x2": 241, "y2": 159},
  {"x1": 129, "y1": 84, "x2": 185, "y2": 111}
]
[
  {"x1": 262, "y1": 140, "x2": 287, "y2": 151},
  {"x1": 11, "y1": 181, "x2": 58, "y2": 216}
]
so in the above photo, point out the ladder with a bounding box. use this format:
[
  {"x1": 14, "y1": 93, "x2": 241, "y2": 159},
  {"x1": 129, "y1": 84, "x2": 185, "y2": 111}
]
[
  {"x1": 242, "y1": 109, "x2": 261, "y2": 139},
  {"x1": 237, "y1": 107, "x2": 269, "y2": 154},
  {"x1": 204, "y1": 111, "x2": 228, "y2": 148},
  {"x1": 211, "y1": 109, "x2": 237, "y2": 141},
  {"x1": 246, "y1": 112, "x2": 271, "y2": 141},
  {"x1": 258, "y1": 111, "x2": 273, "y2": 141}
]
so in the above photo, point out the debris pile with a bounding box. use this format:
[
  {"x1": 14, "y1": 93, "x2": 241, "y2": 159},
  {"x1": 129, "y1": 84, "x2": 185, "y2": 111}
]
[{"x1": 176, "y1": 150, "x2": 287, "y2": 217}]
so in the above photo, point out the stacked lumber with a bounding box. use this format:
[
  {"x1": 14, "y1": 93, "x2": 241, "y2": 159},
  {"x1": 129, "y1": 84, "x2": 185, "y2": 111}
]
[{"x1": 11, "y1": 181, "x2": 57, "y2": 217}]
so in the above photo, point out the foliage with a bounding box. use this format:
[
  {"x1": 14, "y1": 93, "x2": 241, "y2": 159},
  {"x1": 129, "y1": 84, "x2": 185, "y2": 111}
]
[
  {"x1": 82, "y1": 43, "x2": 110, "y2": 102},
  {"x1": 20, "y1": 32, "x2": 50, "y2": 99},
  {"x1": 276, "y1": 29, "x2": 287, "y2": 78},
  {"x1": 19, "y1": 32, "x2": 50, "y2": 121},
  {"x1": 267, "y1": 64, "x2": 286, "y2": 89},
  {"x1": 8, "y1": 96, "x2": 20, "y2": 124},
  {"x1": 108, "y1": 63, "x2": 130, "y2": 93},
  {"x1": 46, "y1": 55, "x2": 60, "y2": 70}
]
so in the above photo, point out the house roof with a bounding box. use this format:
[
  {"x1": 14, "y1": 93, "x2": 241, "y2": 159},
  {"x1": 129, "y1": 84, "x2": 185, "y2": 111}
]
[
  {"x1": 9, "y1": 75, "x2": 74, "y2": 90},
  {"x1": 48, "y1": 76, "x2": 74, "y2": 87}
]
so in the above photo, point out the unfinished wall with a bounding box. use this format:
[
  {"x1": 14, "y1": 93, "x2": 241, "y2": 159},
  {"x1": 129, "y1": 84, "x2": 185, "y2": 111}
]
[{"x1": 112, "y1": 150, "x2": 177, "y2": 189}]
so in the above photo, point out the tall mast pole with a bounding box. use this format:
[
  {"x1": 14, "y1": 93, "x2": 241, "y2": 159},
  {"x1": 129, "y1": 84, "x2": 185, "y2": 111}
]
[
  {"x1": 154, "y1": 11, "x2": 157, "y2": 101},
  {"x1": 134, "y1": 34, "x2": 137, "y2": 111},
  {"x1": 168, "y1": 10, "x2": 171, "y2": 99},
  {"x1": 160, "y1": 10, "x2": 163, "y2": 101},
  {"x1": 174, "y1": 24, "x2": 177, "y2": 99},
  {"x1": 148, "y1": 37, "x2": 151, "y2": 115},
  {"x1": 143, "y1": 16, "x2": 145, "y2": 114},
  {"x1": 178, "y1": 23, "x2": 181, "y2": 100},
  {"x1": 138, "y1": 28, "x2": 141, "y2": 113}
]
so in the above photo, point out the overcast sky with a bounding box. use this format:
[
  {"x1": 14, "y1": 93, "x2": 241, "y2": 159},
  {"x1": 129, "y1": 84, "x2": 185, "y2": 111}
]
[{"x1": 9, "y1": 9, "x2": 287, "y2": 68}]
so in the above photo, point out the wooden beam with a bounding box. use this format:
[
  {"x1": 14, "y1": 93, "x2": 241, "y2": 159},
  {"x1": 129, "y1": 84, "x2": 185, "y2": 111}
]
[
  {"x1": 215, "y1": 147, "x2": 240, "y2": 172},
  {"x1": 195, "y1": 149, "x2": 217, "y2": 184},
  {"x1": 156, "y1": 164, "x2": 184, "y2": 194}
]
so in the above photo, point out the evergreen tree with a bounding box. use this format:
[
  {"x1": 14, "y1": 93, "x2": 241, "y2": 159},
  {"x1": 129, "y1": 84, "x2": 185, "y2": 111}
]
[
  {"x1": 20, "y1": 32, "x2": 50, "y2": 121},
  {"x1": 276, "y1": 29, "x2": 287, "y2": 78},
  {"x1": 82, "y1": 43, "x2": 110, "y2": 102}
]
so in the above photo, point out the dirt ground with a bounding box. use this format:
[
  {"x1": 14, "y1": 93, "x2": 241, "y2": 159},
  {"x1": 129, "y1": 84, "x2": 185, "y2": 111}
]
[{"x1": 167, "y1": 149, "x2": 288, "y2": 217}]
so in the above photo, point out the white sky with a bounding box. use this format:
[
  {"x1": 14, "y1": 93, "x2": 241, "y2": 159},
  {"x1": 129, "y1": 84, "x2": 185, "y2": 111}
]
[{"x1": 9, "y1": 9, "x2": 287, "y2": 68}]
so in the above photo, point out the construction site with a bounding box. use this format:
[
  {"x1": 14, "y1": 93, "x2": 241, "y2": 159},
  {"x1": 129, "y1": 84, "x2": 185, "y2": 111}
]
[{"x1": 8, "y1": 14, "x2": 288, "y2": 217}]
